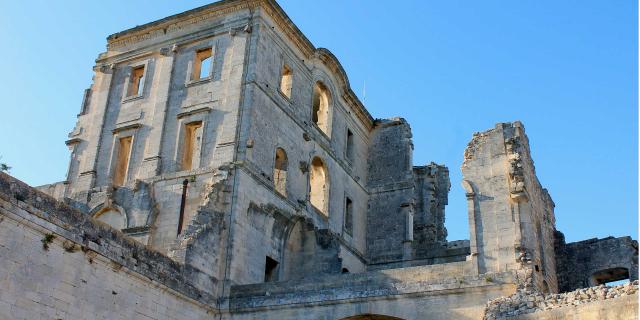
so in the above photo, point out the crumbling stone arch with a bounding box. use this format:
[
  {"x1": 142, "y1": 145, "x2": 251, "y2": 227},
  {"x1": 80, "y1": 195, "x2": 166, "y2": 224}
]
[
  {"x1": 91, "y1": 204, "x2": 127, "y2": 230},
  {"x1": 281, "y1": 218, "x2": 341, "y2": 281},
  {"x1": 309, "y1": 156, "x2": 329, "y2": 215},
  {"x1": 462, "y1": 179, "x2": 482, "y2": 275},
  {"x1": 273, "y1": 148, "x2": 288, "y2": 196}
]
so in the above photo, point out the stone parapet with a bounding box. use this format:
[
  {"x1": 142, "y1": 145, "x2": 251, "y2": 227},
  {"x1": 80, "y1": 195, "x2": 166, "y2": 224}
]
[{"x1": 0, "y1": 172, "x2": 218, "y2": 305}]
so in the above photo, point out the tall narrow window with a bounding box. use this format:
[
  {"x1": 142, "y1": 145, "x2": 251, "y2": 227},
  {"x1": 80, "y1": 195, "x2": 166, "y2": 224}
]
[
  {"x1": 274, "y1": 148, "x2": 288, "y2": 196},
  {"x1": 312, "y1": 82, "x2": 330, "y2": 135},
  {"x1": 309, "y1": 157, "x2": 329, "y2": 215},
  {"x1": 181, "y1": 121, "x2": 203, "y2": 171},
  {"x1": 193, "y1": 48, "x2": 212, "y2": 80},
  {"x1": 113, "y1": 136, "x2": 133, "y2": 186},
  {"x1": 344, "y1": 197, "x2": 353, "y2": 236},
  {"x1": 127, "y1": 66, "x2": 145, "y2": 97},
  {"x1": 279, "y1": 64, "x2": 292, "y2": 99},
  {"x1": 264, "y1": 256, "x2": 279, "y2": 282},
  {"x1": 345, "y1": 129, "x2": 354, "y2": 162}
]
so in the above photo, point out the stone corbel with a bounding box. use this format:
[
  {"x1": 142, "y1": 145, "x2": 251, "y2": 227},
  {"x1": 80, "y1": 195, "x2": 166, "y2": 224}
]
[
  {"x1": 96, "y1": 64, "x2": 115, "y2": 74},
  {"x1": 159, "y1": 47, "x2": 171, "y2": 56}
]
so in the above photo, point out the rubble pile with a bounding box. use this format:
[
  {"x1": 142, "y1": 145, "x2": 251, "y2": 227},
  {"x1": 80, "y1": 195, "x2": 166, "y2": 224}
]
[{"x1": 484, "y1": 280, "x2": 638, "y2": 319}]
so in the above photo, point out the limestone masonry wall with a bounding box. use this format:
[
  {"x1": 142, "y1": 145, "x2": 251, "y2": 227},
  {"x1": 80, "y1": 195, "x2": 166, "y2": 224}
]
[
  {"x1": 0, "y1": 173, "x2": 218, "y2": 319},
  {"x1": 8, "y1": 0, "x2": 638, "y2": 319}
]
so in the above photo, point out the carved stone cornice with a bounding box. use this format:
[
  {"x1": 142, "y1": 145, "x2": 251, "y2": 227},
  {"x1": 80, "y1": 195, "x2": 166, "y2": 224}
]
[{"x1": 104, "y1": 0, "x2": 374, "y2": 128}]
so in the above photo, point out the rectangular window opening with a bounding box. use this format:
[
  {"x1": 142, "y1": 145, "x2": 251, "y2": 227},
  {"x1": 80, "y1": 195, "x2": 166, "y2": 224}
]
[
  {"x1": 128, "y1": 66, "x2": 145, "y2": 97},
  {"x1": 181, "y1": 121, "x2": 203, "y2": 171},
  {"x1": 193, "y1": 48, "x2": 212, "y2": 80},
  {"x1": 264, "y1": 256, "x2": 279, "y2": 282},
  {"x1": 345, "y1": 197, "x2": 353, "y2": 236},
  {"x1": 346, "y1": 129, "x2": 354, "y2": 162},
  {"x1": 113, "y1": 136, "x2": 133, "y2": 186},
  {"x1": 280, "y1": 64, "x2": 292, "y2": 98}
]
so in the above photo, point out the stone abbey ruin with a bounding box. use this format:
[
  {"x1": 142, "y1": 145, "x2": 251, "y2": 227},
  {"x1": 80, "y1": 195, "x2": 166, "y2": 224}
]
[{"x1": 1, "y1": 0, "x2": 637, "y2": 319}]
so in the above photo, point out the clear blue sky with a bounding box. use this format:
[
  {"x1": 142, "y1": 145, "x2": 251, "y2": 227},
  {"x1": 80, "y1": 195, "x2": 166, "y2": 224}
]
[{"x1": 0, "y1": 1, "x2": 636, "y2": 243}]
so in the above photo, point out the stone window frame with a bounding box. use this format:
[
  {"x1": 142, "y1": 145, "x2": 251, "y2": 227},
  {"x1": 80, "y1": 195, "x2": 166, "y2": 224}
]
[
  {"x1": 108, "y1": 125, "x2": 140, "y2": 187},
  {"x1": 185, "y1": 40, "x2": 217, "y2": 87},
  {"x1": 174, "y1": 111, "x2": 209, "y2": 173},
  {"x1": 122, "y1": 59, "x2": 151, "y2": 102},
  {"x1": 309, "y1": 79, "x2": 334, "y2": 139}
]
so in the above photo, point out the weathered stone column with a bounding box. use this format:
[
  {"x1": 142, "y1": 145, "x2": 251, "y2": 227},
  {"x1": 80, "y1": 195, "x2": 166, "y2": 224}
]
[{"x1": 402, "y1": 202, "x2": 414, "y2": 263}]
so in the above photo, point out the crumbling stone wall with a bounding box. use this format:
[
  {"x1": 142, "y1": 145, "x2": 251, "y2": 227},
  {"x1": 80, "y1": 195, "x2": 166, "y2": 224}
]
[
  {"x1": 483, "y1": 280, "x2": 638, "y2": 319},
  {"x1": 367, "y1": 118, "x2": 415, "y2": 264},
  {"x1": 413, "y1": 163, "x2": 449, "y2": 247},
  {"x1": 462, "y1": 122, "x2": 558, "y2": 293},
  {"x1": 555, "y1": 232, "x2": 638, "y2": 292}
]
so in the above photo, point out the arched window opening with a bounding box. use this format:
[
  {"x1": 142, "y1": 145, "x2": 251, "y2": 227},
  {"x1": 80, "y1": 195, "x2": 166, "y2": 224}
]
[
  {"x1": 274, "y1": 148, "x2": 288, "y2": 196},
  {"x1": 279, "y1": 64, "x2": 292, "y2": 99},
  {"x1": 310, "y1": 157, "x2": 329, "y2": 215},
  {"x1": 590, "y1": 267, "x2": 630, "y2": 286},
  {"x1": 95, "y1": 208, "x2": 125, "y2": 230},
  {"x1": 342, "y1": 268, "x2": 350, "y2": 274},
  {"x1": 312, "y1": 82, "x2": 330, "y2": 136}
]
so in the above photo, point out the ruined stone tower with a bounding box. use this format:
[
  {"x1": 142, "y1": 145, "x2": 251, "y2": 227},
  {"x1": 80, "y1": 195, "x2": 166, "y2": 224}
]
[{"x1": 2, "y1": 1, "x2": 636, "y2": 319}]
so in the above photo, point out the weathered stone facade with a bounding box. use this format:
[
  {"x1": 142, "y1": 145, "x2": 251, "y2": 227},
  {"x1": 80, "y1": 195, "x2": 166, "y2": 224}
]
[{"x1": 1, "y1": 0, "x2": 637, "y2": 319}]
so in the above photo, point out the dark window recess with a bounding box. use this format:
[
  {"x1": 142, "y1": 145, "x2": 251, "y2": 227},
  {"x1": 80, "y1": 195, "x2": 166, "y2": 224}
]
[
  {"x1": 346, "y1": 129, "x2": 354, "y2": 162},
  {"x1": 264, "y1": 256, "x2": 279, "y2": 282},
  {"x1": 342, "y1": 268, "x2": 350, "y2": 274},
  {"x1": 344, "y1": 197, "x2": 353, "y2": 236}
]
